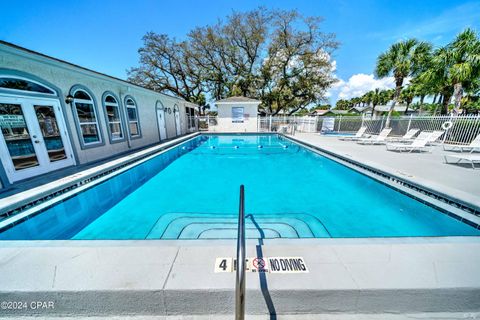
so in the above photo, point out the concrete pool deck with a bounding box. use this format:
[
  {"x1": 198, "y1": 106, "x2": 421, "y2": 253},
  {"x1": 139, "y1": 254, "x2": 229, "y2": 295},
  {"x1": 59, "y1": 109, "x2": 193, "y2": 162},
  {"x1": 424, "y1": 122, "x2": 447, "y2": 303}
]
[
  {"x1": 6, "y1": 315, "x2": 480, "y2": 320},
  {"x1": 1, "y1": 238, "x2": 480, "y2": 317},
  {"x1": 289, "y1": 133, "x2": 480, "y2": 212}
]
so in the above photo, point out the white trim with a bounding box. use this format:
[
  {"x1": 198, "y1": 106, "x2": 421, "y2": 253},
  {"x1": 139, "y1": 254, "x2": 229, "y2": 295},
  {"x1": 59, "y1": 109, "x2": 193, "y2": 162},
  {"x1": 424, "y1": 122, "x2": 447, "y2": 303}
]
[
  {"x1": 0, "y1": 94, "x2": 75, "y2": 182},
  {"x1": 73, "y1": 89, "x2": 102, "y2": 145},
  {"x1": 104, "y1": 97, "x2": 124, "y2": 141},
  {"x1": 0, "y1": 74, "x2": 56, "y2": 96},
  {"x1": 125, "y1": 98, "x2": 141, "y2": 138},
  {"x1": 0, "y1": 44, "x2": 185, "y2": 101}
]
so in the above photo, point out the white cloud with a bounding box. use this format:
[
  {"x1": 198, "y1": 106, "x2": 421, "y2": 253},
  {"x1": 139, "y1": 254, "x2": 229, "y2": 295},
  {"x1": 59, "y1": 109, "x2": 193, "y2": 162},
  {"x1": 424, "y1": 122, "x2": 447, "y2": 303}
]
[{"x1": 329, "y1": 73, "x2": 395, "y2": 100}]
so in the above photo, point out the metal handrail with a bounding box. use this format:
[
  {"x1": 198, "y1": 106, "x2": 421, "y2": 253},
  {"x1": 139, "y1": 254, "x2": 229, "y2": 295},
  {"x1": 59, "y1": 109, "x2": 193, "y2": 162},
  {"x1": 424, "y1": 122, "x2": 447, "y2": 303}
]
[{"x1": 235, "y1": 185, "x2": 246, "y2": 320}]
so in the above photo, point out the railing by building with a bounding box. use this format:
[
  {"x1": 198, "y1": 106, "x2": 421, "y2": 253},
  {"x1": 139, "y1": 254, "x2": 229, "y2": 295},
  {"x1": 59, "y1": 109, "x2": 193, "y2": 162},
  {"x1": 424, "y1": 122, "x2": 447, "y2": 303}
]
[
  {"x1": 198, "y1": 116, "x2": 218, "y2": 131},
  {"x1": 258, "y1": 116, "x2": 316, "y2": 133},
  {"x1": 186, "y1": 115, "x2": 198, "y2": 133}
]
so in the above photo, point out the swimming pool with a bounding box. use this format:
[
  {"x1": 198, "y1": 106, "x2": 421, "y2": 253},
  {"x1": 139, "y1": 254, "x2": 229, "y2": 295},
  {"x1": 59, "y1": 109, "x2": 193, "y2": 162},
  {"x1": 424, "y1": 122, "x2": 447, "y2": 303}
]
[{"x1": 1, "y1": 133, "x2": 479, "y2": 240}]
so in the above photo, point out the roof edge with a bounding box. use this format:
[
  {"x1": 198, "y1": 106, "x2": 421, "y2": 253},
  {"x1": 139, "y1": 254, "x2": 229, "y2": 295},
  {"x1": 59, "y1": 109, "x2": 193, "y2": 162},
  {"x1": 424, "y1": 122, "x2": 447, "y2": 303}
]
[{"x1": 0, "y1": 40, "x2": 189, "y2": 102}]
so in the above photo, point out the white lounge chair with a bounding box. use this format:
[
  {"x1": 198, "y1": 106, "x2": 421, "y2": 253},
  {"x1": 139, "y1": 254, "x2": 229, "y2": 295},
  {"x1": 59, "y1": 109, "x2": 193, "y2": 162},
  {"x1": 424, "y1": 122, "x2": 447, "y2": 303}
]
[
  {"x1": 339, "y1": 126, "x2": 368, "y2": 141},
  {"x1": 357, "y1": 128, "x2": 392, "y2": 145},
  {"x1": 386, "y1": 128, "x2": 420, "y2": 142},
  {"x1": 444, "y1": 154, "x2": 480, "y2": 169},
  {"x1": 443, "y1": 134, "x2": 480, "y2": 153},
  {"x1": 426, "y1": 130, "x2": 445, "y2": 145},
  {"x1": 386, "y1": 132, "x2": 432, "y2": 152}
]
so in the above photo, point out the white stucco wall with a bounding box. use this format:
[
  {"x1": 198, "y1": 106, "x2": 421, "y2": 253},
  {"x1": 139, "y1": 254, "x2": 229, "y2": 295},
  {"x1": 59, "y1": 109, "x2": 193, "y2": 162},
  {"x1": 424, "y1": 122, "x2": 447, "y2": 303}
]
[
  {"x1": 216, "y1": 103, "x2": 259, "y2": 132},
  {"x1": 0, "y1": 44, "x2": 196, "y2": 169}
]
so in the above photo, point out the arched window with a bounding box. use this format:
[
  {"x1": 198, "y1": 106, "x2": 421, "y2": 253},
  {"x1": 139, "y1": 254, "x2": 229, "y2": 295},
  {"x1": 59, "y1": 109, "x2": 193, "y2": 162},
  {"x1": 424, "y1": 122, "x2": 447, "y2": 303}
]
[
  {"x1": 0, "y1": 76, "x2": 55, "y2": 95},
  {"x1": 125, "y1": 97, "x2": 141, "y2": 138},
  {"x1": 72, "y1": 88, "x2": 102, "y2": 146},
  {"x1": 102, "y1": 93, "x2": 124, "y2": 142}
]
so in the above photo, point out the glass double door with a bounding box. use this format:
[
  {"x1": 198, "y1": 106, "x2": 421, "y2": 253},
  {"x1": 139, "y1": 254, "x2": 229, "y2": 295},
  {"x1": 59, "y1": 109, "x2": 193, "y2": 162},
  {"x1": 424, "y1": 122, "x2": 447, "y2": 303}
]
[{"x1": 0, "y1": 95, "x2": 75, "y2": 182}]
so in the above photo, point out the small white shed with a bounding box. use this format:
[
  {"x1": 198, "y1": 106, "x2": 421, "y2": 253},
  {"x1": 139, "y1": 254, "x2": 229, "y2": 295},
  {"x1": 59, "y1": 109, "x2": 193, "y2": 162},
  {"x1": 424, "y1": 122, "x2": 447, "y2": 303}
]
[{"x1": 214, "y1": 96, "x2": 261, "y2": 132}]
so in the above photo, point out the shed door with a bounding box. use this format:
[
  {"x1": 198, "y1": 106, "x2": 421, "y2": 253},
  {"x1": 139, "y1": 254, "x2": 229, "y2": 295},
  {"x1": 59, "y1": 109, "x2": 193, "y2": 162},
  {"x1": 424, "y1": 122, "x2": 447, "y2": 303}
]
[
  {"x1": 157, "y1": 108, "x2": 167, "y2": 140},
  {"x1": 174, "y1": 106, "x2": 181, "y2": 136}
]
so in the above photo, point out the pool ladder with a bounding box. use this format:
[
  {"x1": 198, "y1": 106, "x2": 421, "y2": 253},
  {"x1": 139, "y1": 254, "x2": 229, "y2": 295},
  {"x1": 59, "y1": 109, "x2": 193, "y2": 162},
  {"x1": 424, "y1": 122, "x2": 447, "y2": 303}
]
[{"x1": 236, "y1": 185, "x2": 246, "y2": 320}]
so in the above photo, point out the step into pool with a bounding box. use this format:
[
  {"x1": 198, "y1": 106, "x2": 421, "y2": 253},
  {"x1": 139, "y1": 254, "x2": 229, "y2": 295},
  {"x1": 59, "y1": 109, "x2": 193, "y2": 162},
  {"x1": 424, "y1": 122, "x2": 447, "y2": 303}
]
[{"x1": 1, "y1": 134, "x2": 479, "y2": 240}]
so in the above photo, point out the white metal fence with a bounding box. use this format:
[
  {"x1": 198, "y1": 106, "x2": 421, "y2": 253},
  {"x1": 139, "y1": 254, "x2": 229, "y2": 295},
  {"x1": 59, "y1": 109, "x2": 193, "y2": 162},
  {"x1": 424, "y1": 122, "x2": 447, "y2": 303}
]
[
  {"x1": 196, "y1": 115, "x2": 480, "y2": 145},
  {"x1": 186, "y1": 115, "x2": 198, "y2": 132},
  {"x1": 259, "y1": 115, "x2": 480, "y2": 145},
  {"x1": 198, "y1": 116, "x2": 218, "y2": 131}
]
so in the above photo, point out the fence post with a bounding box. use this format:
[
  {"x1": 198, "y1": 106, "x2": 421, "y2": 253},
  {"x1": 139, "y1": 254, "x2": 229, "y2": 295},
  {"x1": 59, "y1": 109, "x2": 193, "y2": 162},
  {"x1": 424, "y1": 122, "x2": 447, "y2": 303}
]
[
  {"x1": 443, "y1": 113, "x2": 454, "y2": 144},
  {"x1": 269, "y1": 115, "x2": 272, "y2": 132},
  {"x1": 338, "y1": 115, "x2": 342, "y2": 132},
  {"x1": 361, "y1": 113, "x2": 365, "y2": 128},
  {"x1": 406, "y1": 114, "x2": 412, "y2": 132},
  {"x1": 380, "y1": 115, "x2": 385, "y2": 131}
]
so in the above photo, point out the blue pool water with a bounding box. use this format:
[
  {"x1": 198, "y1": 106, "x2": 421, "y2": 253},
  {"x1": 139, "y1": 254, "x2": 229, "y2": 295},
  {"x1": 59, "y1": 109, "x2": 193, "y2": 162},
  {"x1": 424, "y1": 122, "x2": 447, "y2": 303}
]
[{"x1": 1, "y1": 134, "x2": 479, "y2": 240}]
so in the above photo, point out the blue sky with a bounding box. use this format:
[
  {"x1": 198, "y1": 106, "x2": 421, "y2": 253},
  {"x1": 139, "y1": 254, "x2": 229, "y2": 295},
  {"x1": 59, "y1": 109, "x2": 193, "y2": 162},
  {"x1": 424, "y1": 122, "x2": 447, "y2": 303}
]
[{"x1": 1, "y1": 0, "x2": 479, "y2": 104}]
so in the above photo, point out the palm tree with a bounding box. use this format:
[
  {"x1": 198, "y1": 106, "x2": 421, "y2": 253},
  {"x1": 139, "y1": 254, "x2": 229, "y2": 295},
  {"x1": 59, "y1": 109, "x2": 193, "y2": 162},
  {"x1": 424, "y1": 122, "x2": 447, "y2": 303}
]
[
  {"x1": 399, "y1": 86, "x2": 415, "y2": 113},
  {"x1": 408, "y1": 80, "x2": 429, "y2": 114},
  {"x1": 379, "y1": 89, "x2": 394, "y2": 105},
  {"x1": 417, "y1": 47, "x2": 455, "y2": 114},
  {"x1": 368, "y1": 89, "x2": 381, "y2": 116},
  {"x1": 375, "y1": 39, "x2": 432, "y2": 126},
  {"x1": 350, "y1": 97, "x2": 362, "y2": 108},
  {"x1": 461, "y1": 77, "x2": 480, "y2": 114},
  {"x1": 365, "y1": 88, "x2": 392, "y2": 117},
  {"x1": 335, "y1": 99, "x2": 351, "y2": 110},
  {"x1": 362, "y1": 91, "x2": 373, "y2": 108},
  {"x1": 448, "y1": 28, "x2": 480, "y2": 113}
]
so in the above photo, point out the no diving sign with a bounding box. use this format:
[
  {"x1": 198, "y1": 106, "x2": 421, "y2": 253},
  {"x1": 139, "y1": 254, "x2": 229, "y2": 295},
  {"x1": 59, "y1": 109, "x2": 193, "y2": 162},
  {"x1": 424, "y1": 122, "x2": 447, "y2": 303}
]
[
  {"x1": 268, "y1": 257, "x2": 308, "y2": 273},
  {"x1": 214, "y1": 257, "x2": 308, "y2": 273}
]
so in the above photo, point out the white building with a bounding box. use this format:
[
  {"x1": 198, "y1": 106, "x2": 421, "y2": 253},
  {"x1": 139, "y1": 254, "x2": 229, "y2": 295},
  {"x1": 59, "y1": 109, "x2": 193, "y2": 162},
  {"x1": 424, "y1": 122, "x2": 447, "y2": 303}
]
[
  {"x1": 214, "y1": 96, "x2": 261, "y2": 132},
  {"x1": 0, "y1": 41, "x2": 197, "y2": 189}
]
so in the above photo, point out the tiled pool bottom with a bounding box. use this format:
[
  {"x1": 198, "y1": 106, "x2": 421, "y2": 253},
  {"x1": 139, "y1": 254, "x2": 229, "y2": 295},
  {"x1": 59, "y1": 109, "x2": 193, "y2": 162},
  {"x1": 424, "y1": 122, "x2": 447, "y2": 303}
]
[{"x1": 1, "y1": 134, "x2": 480, "y2": 240}]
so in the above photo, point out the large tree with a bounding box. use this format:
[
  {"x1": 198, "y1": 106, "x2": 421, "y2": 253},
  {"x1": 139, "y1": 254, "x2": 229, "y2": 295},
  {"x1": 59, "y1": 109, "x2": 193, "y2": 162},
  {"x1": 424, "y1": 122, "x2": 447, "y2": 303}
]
[
  {"x1": 258, "y1": 11, "x2": 338, "y2": 115},
  {"x1": 127, "y1": 33, "x2": 206, "y2": 104},
  {"x1": 128, "y1": 8, "x2": 338, "y2": 115},
  {"x1": 375, "y1": 39, "x2": 432, "y2": 125}
]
